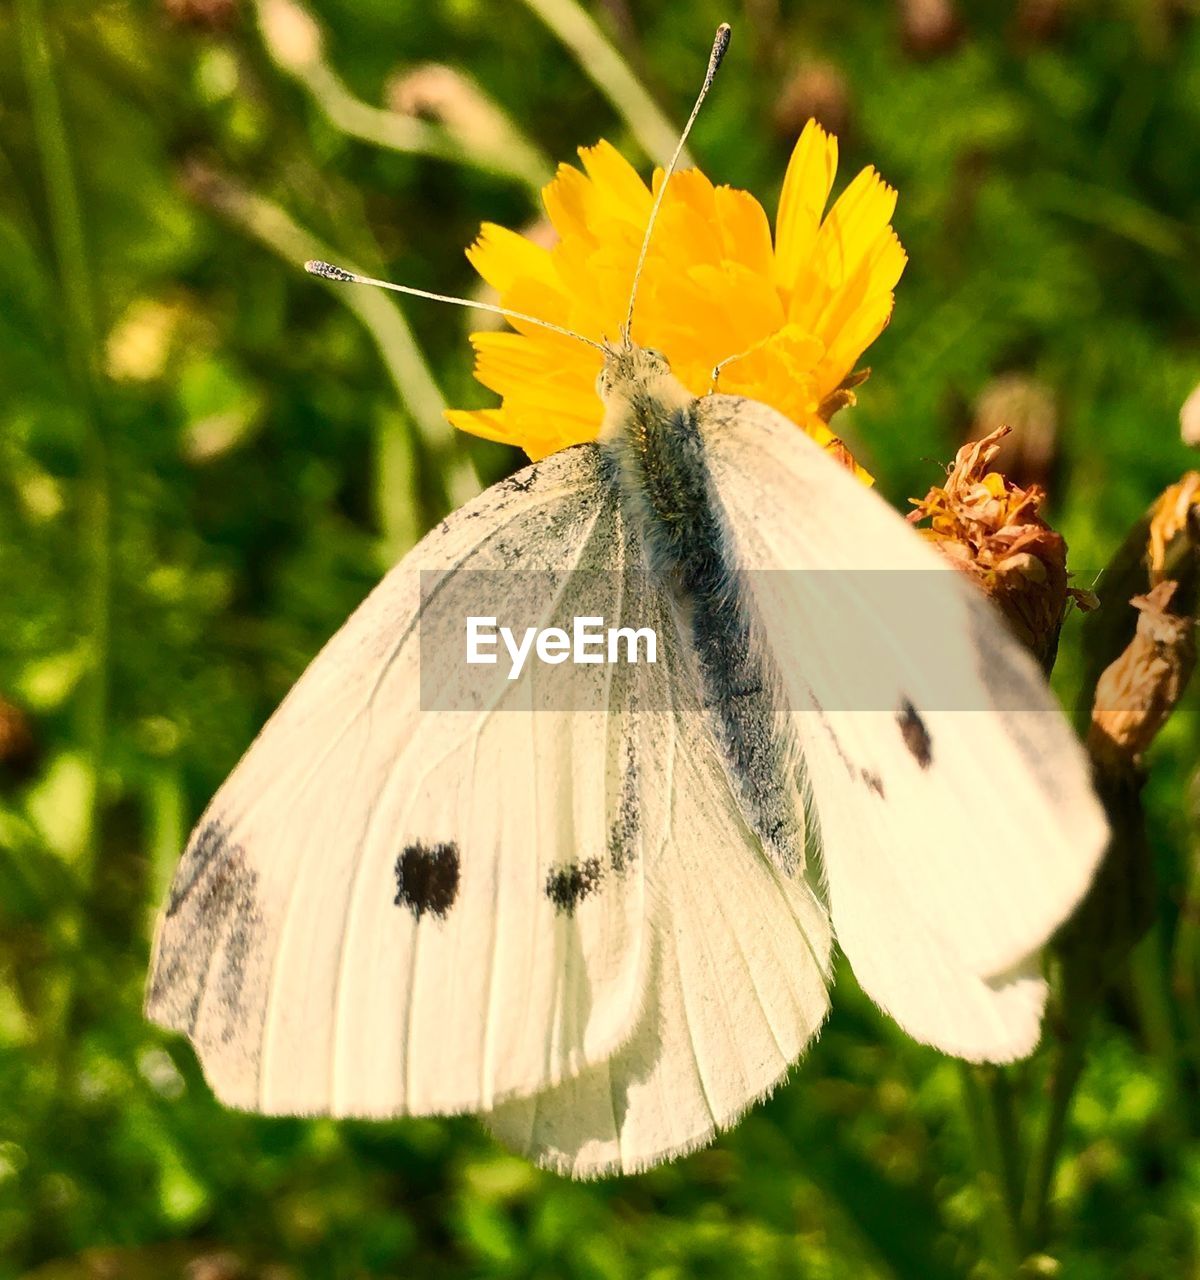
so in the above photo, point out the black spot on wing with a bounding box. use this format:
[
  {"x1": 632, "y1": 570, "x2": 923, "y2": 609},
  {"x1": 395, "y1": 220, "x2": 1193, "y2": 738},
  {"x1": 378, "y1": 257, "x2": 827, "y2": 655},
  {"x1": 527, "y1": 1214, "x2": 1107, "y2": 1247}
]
[
  {"x1": 816, "y1": 710, "x2": 886, "y2": 797},
  {"x1": 860, "y1": 767, "x2": 886, "y2": 798},
  {"x1": 394, "y1": 842, "x2": 461, "y2": 920},
  {"x1": 148, "y1": 819, "x2": 263, "y2": 1043},
  {"x1": 545, "y1": 858, "x2": 602, "y2": 915},
  {"x1": 608, "y1": 737, "x2": 640, "y2": 874},
  {"x1": 165, "y1": 818, "x2": 231, "y2": 918},
  {"x1": 897, "y1": 699, "x2": 933, "y2": 769}
]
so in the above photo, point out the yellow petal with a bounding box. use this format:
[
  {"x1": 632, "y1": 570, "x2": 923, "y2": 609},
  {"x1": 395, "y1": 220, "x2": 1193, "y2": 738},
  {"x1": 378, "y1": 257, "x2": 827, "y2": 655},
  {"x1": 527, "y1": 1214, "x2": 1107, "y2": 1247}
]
[
  {"x1": 466, "y1": 222, "x2": 558, "y2": 293},
  {"x1": 774, "y1": 120, "x2": 838, "y2": 291},
  {"x1": 815, "y1": 291, "x2": 895, "y2": 394},
  {"x1": 714, "y1": 185, "x2": 774, "y2": 279},
  {"x1": 542, "y1": 162, "x2": 598, "y2": 246},
  {"x1": 444, "y1": 407, "x2": 516, "y2": 445},
  {"x1": 578, "y1": 140, "x2": 653, "y2": 226},
  {"x1": 793, "y1": 168, "x2": 899, "y2": 329}
]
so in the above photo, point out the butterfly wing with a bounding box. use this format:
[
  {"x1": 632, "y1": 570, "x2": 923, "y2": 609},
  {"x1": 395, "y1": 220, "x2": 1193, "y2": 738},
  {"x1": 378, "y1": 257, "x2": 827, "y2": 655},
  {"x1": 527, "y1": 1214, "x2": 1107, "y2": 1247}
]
[
  {"x1": 487, "y1": 596, "x2": 832, "y2": 1176},
  {"x1": 147, "y1": 445, "x2": 665, "y2": 1115},
  {"x1": 698, "y1": 394, "x2": 1107, "y2": 1060}
]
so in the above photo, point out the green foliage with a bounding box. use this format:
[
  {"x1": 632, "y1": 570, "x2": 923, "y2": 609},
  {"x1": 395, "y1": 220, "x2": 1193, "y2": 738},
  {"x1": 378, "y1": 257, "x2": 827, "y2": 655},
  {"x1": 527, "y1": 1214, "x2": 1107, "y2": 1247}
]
[{"x1": 2, "y1": 0, "x2": 1199, "y2": 1276}]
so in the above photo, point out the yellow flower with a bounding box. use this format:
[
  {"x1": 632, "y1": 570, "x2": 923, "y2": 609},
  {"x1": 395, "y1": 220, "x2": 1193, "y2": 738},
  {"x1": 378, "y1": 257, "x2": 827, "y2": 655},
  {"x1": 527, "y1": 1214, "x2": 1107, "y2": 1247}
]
[{"x1": 445, "y1": 120, "x2": 906, "y2": 464}]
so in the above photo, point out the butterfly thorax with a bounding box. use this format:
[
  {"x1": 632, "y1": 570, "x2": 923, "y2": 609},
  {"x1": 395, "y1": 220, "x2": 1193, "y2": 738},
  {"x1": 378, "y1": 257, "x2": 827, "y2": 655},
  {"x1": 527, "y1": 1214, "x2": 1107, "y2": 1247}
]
[
  {"x1": 597, "y1": 344, "x2": 807, "y2": 876},
  {"x1": 597, "y1": 345, "x2": 711, "y2": 577}
]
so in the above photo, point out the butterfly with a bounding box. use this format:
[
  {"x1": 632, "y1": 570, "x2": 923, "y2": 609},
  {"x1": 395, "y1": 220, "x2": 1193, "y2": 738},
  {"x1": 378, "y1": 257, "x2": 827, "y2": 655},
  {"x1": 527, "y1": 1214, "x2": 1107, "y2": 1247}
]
[{"x1": 145, "y1": 25, "x2": 1107, "y2": 1176}]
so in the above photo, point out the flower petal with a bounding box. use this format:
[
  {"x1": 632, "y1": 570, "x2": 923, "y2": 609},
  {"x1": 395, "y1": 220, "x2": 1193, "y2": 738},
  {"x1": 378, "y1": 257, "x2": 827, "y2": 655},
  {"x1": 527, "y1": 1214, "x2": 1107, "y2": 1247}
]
[
  {"x1": 578, "y1": 140, "x2": 652, "y2": 226},
  {"x1": 792, "y1": 168, "x2": 899, "y2": 330},
  {"x1": 467, "y1": 222, "x2": 559, "y2": 293},
  {"x1": 715, "y1": 185, "x2": 774, "y2": 279},
  {"x1": 774, "y1": 120, "x2": 838, "y2": 292}
]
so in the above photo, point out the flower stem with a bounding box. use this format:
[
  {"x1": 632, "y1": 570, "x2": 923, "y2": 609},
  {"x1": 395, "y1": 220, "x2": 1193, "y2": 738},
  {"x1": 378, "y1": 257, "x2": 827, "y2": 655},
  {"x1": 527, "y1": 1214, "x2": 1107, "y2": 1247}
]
[
  {"x1": 959, "y1": 1063, "x2": 1025, "y2": 1275},
  {"x1": 520, "y1": 0, "x2": 689, "y2": 168},
  {"x1": 1022, "y1": 1025, "x2": 1087, "y2": 1248},
  {"x1": 17, "y1": 0, "x2": 111, "y2": 1096},
  {"x1": 1171, "y1": 770, "x2": 1200, "y2": 1075},
  {"x1": 181, "y1": 163, "x2": 481, "y2": 519},
  {"x1": 1130, "y1": 923, "x2": 1190, "y2": 1145},
  {"x1": 16, "y1": 0, "x2": 110, "y2": 881},
  {"x1": 254, "y1": 0, "x2": 551, "y2": 191}
]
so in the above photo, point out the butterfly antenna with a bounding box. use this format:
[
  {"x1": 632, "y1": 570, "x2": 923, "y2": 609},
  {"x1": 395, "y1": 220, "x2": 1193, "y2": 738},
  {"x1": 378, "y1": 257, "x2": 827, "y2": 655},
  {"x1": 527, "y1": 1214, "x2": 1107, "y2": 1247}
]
[
  {"x1": 621, "y1": 22, "x2": 731, "y2": 347},
  {"x1": 304, "y1": 260, "x2": 607, "y2": 353}
]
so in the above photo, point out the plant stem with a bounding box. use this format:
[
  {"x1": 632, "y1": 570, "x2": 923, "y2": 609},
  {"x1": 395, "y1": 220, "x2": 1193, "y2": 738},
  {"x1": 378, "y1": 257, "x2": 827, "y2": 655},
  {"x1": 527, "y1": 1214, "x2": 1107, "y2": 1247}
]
[
  {"x1": 1171, "y1": 769, "x2": 1200, "y2": 1076},
  {"x1": 17, "y1": 0, "x2": 112, "y2": 1109},
  {"x1": 1022, "y1": 1026, "x2": 1087, "y2": 1248},
  {"x1": 520, "y1": 0, "x2": 689, "y2": 167},
  {"x1": 1130, "y1": 923, "x2": 1190, "y2": 1145},
  {"x1": 16, "y1": 0, "x2": 111, "y2": 883},
  {"x1": 959, "y1": 1063, "x2": 1025, "y2": 1276},
  {"x1": 254, "y1": 0, "x2": 551, "y2": 191},
  {"x1": 183, "y1": 163, "x2": 481, "y2": 517}
]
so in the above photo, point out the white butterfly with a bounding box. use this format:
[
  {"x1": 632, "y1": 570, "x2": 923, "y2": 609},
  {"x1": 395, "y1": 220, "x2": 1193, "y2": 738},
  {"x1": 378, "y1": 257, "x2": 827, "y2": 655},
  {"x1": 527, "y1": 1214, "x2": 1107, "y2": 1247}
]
[{"x1": 145, "y1": 27, "x2": 1108, "y2": 1177}]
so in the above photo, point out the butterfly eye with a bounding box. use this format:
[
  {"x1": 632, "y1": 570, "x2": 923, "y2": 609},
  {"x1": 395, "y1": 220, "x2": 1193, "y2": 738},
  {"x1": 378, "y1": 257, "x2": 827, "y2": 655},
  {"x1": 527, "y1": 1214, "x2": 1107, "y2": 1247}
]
[{"x1": 643, "y1": 347, "x2": 671, "y2": 373}]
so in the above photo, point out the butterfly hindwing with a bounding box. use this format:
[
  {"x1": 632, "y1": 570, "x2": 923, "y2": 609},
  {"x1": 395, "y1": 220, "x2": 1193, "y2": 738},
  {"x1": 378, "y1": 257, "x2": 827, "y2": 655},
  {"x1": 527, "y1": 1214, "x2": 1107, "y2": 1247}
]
[{"x1": 487, "y1": 601, "x2": 832, "y2": 1176}]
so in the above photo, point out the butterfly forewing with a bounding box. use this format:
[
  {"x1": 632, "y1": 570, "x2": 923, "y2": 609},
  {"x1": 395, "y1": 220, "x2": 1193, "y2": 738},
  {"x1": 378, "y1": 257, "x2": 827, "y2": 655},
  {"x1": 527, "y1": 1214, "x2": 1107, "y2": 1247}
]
[
  {"x1": 147, "y1": 445, "x2": 665, "y2": 1115},
  {"x1": 698, "y1": 393, "x2": 1107, "y2": 1059}
]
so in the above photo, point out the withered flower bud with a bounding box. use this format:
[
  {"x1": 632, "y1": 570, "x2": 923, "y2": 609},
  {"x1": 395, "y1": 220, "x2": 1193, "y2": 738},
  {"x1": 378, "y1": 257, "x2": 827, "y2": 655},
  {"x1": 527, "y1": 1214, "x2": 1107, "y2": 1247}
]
[
  {"x1": 1015, "y1": 0, "x2": 1067, "y2": 42},
  {"x1": 909, "y1": 426, "x2": 1089, "y2": 669},
  {"x1": 1148, "y1": 472, "x2": 1200, "y2": 581},
  {"x1": 258, "y1": 0, "x2": 322, "y2": 73},
  {"x1": 162, "y1": 0, "x2": 238, "y2": 30},
  {"x1": 1087, "y1": 581, "x2": 1196, "y2": 771},
  {"x1": 0, "y1": 697, "x2": 39, "y2": 784},
  {"x1": 772, "y1": 59, "x2": 853, "y2": 142},
  {"x1": 388, "y1": 64, "x2": 503, "y2": 146},
  {"x1": 898, "y1": 0, "x2": 963, "y2": 58},
  {"x1": 971, "y1": 372, "x2": 1058, "y2": 491}
]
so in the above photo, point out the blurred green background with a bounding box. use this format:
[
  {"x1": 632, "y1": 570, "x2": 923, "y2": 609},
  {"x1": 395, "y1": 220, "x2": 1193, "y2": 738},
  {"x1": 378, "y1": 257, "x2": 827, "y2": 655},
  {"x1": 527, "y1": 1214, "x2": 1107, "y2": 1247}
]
[{"x1": 3, "y1": 0, "x2": 1200, "y2": 1276}]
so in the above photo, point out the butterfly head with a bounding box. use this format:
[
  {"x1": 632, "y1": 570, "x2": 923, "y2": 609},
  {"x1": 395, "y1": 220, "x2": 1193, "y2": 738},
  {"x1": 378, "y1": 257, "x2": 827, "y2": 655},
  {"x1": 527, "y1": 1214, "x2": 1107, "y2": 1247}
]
[
  {"x1": 596, "y1": 341, "x2": 669, "y2": 396},
  {"x1": 596, "y1": 341, "x2": 695, "y2": 445}
]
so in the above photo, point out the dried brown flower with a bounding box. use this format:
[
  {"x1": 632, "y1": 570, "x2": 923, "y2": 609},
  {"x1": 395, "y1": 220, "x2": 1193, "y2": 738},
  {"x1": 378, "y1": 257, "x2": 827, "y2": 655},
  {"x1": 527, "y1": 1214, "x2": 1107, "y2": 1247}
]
[
  {"x1": 162, "y1": 0, "x2": 238, "y2": 30},
  {"x1": 1148, "y1": 471, "x2": 1200, "y2": 581},
  {"x1": 971, "y1": 372, "x2": 1058, "y2": 491},
  {"x1": 909, "y1": 425, "x2": 1089, "y2": 668},
  {"x1": 1088, "y1": 581, "x2": 1196, "y2": 770},
  {"x1": 898, "y1": 0, "x2": 963, "y2": 57},
  {"x1": 772, "y1": 59, "x2": 853, "y2": 142}
]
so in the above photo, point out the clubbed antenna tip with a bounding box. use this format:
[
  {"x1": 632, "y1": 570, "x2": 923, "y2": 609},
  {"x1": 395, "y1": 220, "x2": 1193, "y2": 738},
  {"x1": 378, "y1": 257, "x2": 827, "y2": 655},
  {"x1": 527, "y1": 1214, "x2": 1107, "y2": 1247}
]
[
  {"x1": 712, "y1": 23, "x2": 732, "y2": 77},
  {"x1": 305, "y1": 260, "x2": 355, "y2": 282},
  {"x1": 621, "y1": 22, "x2": 733, "y2": 344}
]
